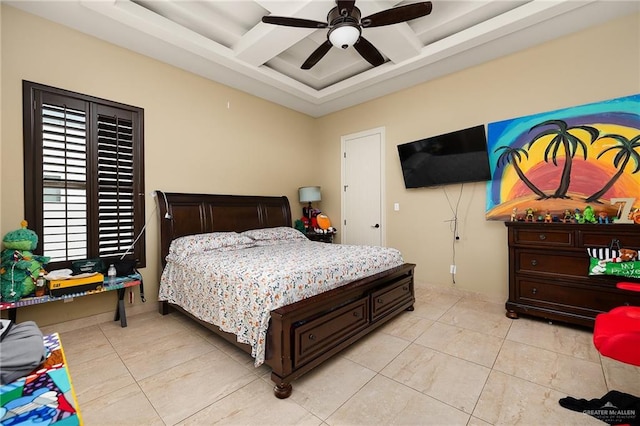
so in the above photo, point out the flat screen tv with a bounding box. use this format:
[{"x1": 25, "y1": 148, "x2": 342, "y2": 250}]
[{"x1": 397, "y1": 124, "x2": 491, "y2": 188}]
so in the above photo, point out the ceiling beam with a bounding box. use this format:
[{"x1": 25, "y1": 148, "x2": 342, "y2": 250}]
[
  {"x1": 237, "y1": 1, "x2": 331, "y2": 66},
  {"x1": 363, "y1": 24, "x2": 422, "y2": 64}
]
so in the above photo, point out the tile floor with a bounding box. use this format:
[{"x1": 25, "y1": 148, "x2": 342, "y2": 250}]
[{"x1": 41, "y1": 283, "x2": 640, "y2": 425}]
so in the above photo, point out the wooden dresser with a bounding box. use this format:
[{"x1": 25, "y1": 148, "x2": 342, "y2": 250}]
[{"x1": 505, "y1": 222, "x2": 640, "y2": 327}]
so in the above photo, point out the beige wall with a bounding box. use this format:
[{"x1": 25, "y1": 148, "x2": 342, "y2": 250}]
[
  {"x1": 1, "y1": 5, "x2": 316, "y2": 325},
  {"x1": 0, "y1": 4, "x2": 3, "y2": 236},
  {"x1": 316, "y1": 12, "x2": 640, "y2": 299},
  {"x1": 1, "y1": 5, "x2": 638, "y2": 325}
]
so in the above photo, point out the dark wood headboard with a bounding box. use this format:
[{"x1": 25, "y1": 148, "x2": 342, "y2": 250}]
[{"x1": 155, "y1": 191, "x2": 292, "y2": 266}]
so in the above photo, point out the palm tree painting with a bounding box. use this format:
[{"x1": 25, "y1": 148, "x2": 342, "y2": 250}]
[{"x1": 486, "y1": 93, "x2": 640, "y2": 221}]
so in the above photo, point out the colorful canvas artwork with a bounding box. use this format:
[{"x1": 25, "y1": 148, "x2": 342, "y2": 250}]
[{"x1": 485, "y1": 94, "x2": 640, "y2": 222}]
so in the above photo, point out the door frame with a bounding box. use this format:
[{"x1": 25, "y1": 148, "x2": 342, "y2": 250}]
[{"x1": 340, "y1": 126, "x2": 386, "y2": 246}]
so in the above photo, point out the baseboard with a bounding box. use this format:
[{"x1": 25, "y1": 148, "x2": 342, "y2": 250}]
[
  {"x1": 39, "y1": 301, "x2": 156, "y2": 335},
  {"x1": 414, "y1": 279, "x2": 505, "y2": 305}
]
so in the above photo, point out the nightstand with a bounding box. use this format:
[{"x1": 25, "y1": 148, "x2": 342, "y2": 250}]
[{"x1": 305, "y1": 232, "x2": 334, "y2": 243}]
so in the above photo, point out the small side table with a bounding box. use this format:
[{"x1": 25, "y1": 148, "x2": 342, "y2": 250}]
[{"x1": 305, "y1": 232, "x2": 335, "y2": 243}]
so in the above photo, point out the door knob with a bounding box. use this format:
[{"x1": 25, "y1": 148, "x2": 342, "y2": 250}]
[{"x1": 372, "y1": 224, "x2": 380, "y2": 228}]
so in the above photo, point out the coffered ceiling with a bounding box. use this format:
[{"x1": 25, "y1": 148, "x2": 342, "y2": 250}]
[{"x1": 8, "y1": 1, "x2": 639, "y2": 117}]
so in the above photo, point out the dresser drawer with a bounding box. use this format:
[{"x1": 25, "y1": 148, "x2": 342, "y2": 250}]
[
  {"x1": 512, "y1": 228, "x2": 574, "y2": 247},
  {"x1": 293, "y1": 298, "x2": 368, "y2": 368},
  {"x1": 371, "y1": 277, "x2": 413, "y2": 321},
  {"x1": 579, "y1": 228, "x2": 640, "y2": 250},
  {"x1": 516, "y1": 278, "x2": 640, "y2": 315},
  {"x1": 516, "y1": 251, "x2": 588, "y2": 277}
]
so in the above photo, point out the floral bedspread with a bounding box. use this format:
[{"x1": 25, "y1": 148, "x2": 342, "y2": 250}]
[{"x1": 159, "y1": 241, "x2": 404, "y2": 366}]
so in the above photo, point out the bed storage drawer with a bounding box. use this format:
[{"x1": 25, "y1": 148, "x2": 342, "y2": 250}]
[
  {"x1": 293, "y1": 298, "x2": 369, "y2": 368},
  {"x1": 371, "y1": 277, "x2": 413, "y2": 321}
]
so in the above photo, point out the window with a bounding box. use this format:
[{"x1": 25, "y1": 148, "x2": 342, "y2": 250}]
[{"x1": 23, "y1": 81, "x2": 145, "y2": 270}]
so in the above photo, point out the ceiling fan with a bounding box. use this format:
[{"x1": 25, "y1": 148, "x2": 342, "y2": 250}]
[{"x1": 261, "y1": 1, "x2": 433, "y2": 70}]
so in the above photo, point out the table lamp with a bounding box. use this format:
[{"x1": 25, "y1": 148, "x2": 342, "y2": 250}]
[{"x1": 298, "y1": 186, "x2": 321, "y2": 219}]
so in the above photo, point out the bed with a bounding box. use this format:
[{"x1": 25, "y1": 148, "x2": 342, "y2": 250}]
[{"x1": 156, "y1": 191, "x2": 416, "y2": 398}]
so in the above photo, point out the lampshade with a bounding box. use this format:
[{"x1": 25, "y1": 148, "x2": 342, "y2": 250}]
[
  {"x1": 328, "y1": 25, "x2": 360, "y2": 49},
  {"x1": 299, "y1": 186, "x2": 321, "y2": 203}
]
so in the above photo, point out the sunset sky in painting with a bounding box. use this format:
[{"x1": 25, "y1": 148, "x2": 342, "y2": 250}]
[{"x1": 485, "y1": 94, "x2": 640, "y2": 219}]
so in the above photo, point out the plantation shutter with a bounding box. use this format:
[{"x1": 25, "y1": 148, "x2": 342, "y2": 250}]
[
  {"x1": 23, "y1": 81, "x2": 145, "y2": 270},
  {"x1": 96, "y1": 107, "x2": 136, "y2": 259},
  {"x1": 41, "y1": 96, "x2": 89, "y2": 262}
]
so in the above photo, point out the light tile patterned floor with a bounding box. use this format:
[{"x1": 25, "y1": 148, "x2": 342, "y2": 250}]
[{"x1": 41, "y1": 283, "x2": 640, "y2": 425}]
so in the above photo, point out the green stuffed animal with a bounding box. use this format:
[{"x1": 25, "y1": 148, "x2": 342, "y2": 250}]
[
  {"x1": 0, "y1": 220, "x2": 50, "y2": 302},
  {"x1": 583, "y1": 205, "x2": 598, "y2": 224}
]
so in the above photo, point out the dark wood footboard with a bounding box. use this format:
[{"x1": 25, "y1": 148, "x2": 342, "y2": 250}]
[{"x1": 265, "y1": 263, "x2": 415, "y2": 398}]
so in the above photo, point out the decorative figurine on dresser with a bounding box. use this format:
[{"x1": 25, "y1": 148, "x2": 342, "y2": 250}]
[{"x1": 504, "y1": 221, "x2": 640, "y2": 327}]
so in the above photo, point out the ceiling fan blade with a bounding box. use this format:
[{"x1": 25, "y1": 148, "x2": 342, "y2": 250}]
[
  {"x1": 301, "y1": 40, "x2": 333, "y2": 69},
  {"x1": 353, "y1": 36, "x2": 384, "y2": 67},
  {"x1": 361, "y1": 2, "x2": 432, "y2": 28},
  {"x1": 262, "y1": 16, "x2": 328, "y2": 29},
  {"x1": 336, "y1": 0, "x2": 356, "y2": 16}
]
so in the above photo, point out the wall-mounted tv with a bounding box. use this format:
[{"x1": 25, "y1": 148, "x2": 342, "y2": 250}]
[{"x1": 397, "y1": 124, "x2": 491, "y2": 188}]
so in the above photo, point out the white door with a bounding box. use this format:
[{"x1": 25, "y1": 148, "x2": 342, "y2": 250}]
[{"x1": 341, "y1": 127, "x2": 385, "y2": 246}]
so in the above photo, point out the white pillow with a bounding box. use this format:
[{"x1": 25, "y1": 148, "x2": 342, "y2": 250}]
[
  {"x1": 169, "y1": 232, "x2": 255, "y2": 258},
  {"x1": 241, "y1": 227, "x2": 307, "y2": 245}
]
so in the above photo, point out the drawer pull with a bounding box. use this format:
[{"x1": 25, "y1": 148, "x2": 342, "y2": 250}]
[
  {"x1": 532, "y1": 288, "x2": 537, "y2": 295},
  {"x1": 539, "y1": 234, "x2": 546, "y2": 240},
  {"x1": 353, "y1": 311, "x2": 360, "y2": 318},
  {"x1": 308, "y1": 334, "x2": 316, "y2": 341},
  {"x1": 402, "y1": 286, "x2": 409, "y2": 291},
  {"x1": 531, "y1": 259, "x2": 538, "y2": 266},
  {"x1": 377, "y1": 298, "x2": 384, "y2": 304}
]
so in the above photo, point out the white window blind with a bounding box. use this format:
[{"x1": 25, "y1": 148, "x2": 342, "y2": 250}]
[{"x1": 42, "y1": 103, "x2": 88, "y2": 262}]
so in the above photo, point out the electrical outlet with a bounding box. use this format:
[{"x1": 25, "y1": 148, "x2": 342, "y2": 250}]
[{"x1": 450, "y1": 264, "x2": 457, "y2": 274}]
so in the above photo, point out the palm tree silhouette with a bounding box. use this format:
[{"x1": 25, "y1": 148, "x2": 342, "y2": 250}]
[
  {"x1": 494, "y1": 145, "x2": 548, "y2": 199},
  {"x1": 585, "y1": 133, "x2": 640, "y2": 203},
  {"x1": 528, "y1": 119, "x2": 599, "y2": 199}
]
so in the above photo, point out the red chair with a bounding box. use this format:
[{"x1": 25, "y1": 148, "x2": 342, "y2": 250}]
[{"x1": 593, "y1": 282, "x2": 640, "y2": 367}]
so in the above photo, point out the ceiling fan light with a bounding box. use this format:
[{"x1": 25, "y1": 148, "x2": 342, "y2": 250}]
[{"x1": 328, "y1": 25, "x2": 360, "y2": 49}]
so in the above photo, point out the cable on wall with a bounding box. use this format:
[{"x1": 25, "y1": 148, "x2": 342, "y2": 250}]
[
  {"x1": 443, "y1": 184, "x2": 464, "y2": 284},
  {"x1": 120, "y1": 200, "x2": 158, "y2": 260},
  {"x1": 118, "y1": 192, "x2": 159, "y2": 304}
]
